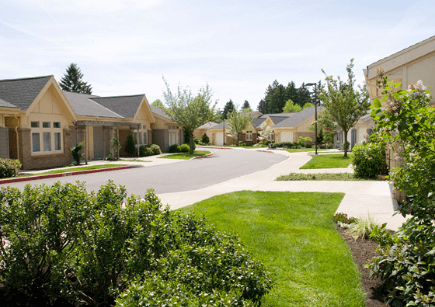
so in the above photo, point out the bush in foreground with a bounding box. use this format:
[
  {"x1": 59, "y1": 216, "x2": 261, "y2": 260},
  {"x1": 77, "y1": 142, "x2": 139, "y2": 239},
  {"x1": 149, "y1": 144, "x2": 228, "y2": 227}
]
[{"x1": 0, "y1": 181, "x2": 271, "y2": 306}]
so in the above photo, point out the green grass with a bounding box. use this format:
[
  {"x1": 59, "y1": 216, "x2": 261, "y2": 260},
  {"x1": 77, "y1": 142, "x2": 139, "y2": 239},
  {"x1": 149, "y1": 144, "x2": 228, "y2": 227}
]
[
  {"x1": 300, "y1": 154, "x2": 352, "y2": 169},
  {"x1": 38, "y1": 164, "x2": 131, "y2": 175},
  {"x1": 178, "y1": 191, "x2": 365, "y2": 307},
  {"x1": 282, "y1": 148, "x2": 329, "y2": 153},
  {"x1": 158, "y1": 151, "x2": 211, "y2": 159},
  {"x1": 276, "y1": 172, "x2": 375, "y2": 181},
  {"x1": 118, "y1": 158, "x2": 151, "y2": 162}
]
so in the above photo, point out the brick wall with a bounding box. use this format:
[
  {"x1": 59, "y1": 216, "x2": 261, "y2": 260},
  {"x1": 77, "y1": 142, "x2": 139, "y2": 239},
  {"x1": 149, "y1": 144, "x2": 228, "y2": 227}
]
[{"x1": 20, "y1": 128, "x2": 72, "y2": 170}]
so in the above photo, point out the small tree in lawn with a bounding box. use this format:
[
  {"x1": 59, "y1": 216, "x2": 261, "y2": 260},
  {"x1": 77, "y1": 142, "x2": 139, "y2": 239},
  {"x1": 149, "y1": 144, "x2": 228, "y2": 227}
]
[
  {"x1": 257, "y1": 122, "x2": 272, "y2": 143},
  {"x1": 162, "y1": 78, "x2": 217, "y2": 154},
  {"x1": 226, "y1": 108, "x2": 253, "y2": 146},
  {"x1": 318, "y1": 58, "x2": 370, "y2": 157}
]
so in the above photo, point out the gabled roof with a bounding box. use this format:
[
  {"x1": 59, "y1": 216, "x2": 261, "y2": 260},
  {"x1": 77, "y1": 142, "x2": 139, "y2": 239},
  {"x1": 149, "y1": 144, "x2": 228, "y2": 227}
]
[
  {"x1": 0, "y1": 97, "x2": 18, "y2": 108},
  {"x1": 63, "y1": 91, "x2": 123, "y2": 118},
  {"x1": 209, "y1": 121, "x2": 228, "y2": 129},
  {"x1": 92, "y1": 95, "x2": 144, "y2": 119},
  {"x1": 274, "y1": 107, "x2": 323, "y2": 128},
  {"x1": 150, "y1": 105, "x2": 171, "y2": 120},
  {"x1": 197, "y1": 121, "x2": 217, "y2": 129},
  {"x1": 252, "y1": 117, "x2": 266, "y2": 128},
  {"x1": 0, "y1": 76, "x2": 51, "y2": 110}
]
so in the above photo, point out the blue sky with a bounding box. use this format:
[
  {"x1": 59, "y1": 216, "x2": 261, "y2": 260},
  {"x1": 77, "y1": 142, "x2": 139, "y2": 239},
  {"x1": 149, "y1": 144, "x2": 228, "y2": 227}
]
[{"x1": 1, "y1": 0, "x2": 434, "y2": 110}]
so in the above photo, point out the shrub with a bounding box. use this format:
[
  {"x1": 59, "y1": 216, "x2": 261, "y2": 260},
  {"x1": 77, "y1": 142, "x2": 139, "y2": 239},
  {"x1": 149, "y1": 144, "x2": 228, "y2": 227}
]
[
  {"x1": 125, "y1": 133, "x2": 136, "y2": 156},
  {"x1": 0, "y1": 158, "x2": 21, "y2": 178},
  {"x1": 194, "y1": 139, "x2": 200, "y2": 144},
  {"x1": 71, "y1": 142, "x2": 84, "y2": 165},
  {"x1": 327, "y1": 144, "x2": 334, "y2": 149},
  {"x1": 180, "y1": 144, "x2": 190, "y2": 153},
  {"x1": 351, "y1": 142, "x2": 387, "y2": 179},
  {"x1": 348, "y1": 215, "x2": 380, "y2": 240},
  {"x1": 342, "y1": 141, "x2": 350, "y2": 151},
  {"x1": 0, "y1": 181, "x2": 272, "y2": 306},
  {"x1": 169, "y1": 144, "x2": 181, "y2": 153},
  {"x1": 306, "y1": 144, "x2": 312, "y2": 148},
  {"x1": 238, "y1": 141, "x2": 246, "y2": 146},
  {"x1": 149, "y1": 144, "x2": 162, "y2": 155},
  {"x1": 320, "y1": 144, "x2": 326, "y2": 149},
  {"x1": 332, "y1": 212, "x2": 358, "y2": 224},
  {"x1": 201, "y1": 133, "x2": 210, "y2": 144},
  {"x1": 139, "y1": 145, "x2": 153, "y2": 156}
]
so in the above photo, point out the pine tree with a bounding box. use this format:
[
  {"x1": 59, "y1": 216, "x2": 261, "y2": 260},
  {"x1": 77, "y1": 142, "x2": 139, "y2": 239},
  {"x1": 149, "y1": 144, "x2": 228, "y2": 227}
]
[
  {"x1": 242, "y1": 100, "x2": 251, "y2": 111},
  {"x1": 257, "y1": 99, "x2": 268, "y2": 114},
  {"x1": 59, "y1": 63, "x2": 93, "y2": 94},
  {"x1": 222, "y1": 99, "x2": 235, "y2": 120}
]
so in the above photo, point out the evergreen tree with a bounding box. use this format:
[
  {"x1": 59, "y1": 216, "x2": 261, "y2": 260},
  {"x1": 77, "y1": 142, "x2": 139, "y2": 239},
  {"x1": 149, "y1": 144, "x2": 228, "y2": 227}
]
[
  {"x1": 242, "y1": 100, "x2": 251, "y2": 111},
  {"x1": 59, "y1": 63, "x2": 92, "y2": 94},
  {"x1": 222, "y1": 99, "x2": 235, "y2": 120},
  {"x1": 297, "y1": 83, "x2": 311, "y2": 107},
  {"x1": 257, "y1": 99, "x2": 268, "y2": 114}
]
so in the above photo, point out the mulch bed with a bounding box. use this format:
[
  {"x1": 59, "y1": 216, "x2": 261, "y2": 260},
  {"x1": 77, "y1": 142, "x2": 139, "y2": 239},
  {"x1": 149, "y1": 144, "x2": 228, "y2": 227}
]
[{"x1": 335, "y1": 225, "x2": 389, "y2": 307}]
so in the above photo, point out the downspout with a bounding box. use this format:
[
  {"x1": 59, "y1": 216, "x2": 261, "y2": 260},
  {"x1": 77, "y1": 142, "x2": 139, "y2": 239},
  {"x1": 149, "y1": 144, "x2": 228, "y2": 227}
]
[{"x1": 14, "y1": 115, "x2": 20, "y2": 161}]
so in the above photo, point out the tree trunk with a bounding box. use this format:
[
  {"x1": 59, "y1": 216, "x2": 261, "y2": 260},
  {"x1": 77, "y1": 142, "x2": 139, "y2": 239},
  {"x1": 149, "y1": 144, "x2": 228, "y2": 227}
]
[
  {"x1": 189, "y1": 132, "x2": 194, "y2": 154},
  {"x1": 236, "y1": 135, "x2": 239, "y2": 146},
  {"x1": 343, "y1": 130, "x2": 348, "y2": 158}
]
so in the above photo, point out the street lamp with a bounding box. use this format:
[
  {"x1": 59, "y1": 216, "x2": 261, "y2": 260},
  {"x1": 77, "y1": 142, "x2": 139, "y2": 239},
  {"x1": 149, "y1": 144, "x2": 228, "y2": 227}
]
[{"x1": 305, "y1": 83, "x2": 318, "y2": 155}]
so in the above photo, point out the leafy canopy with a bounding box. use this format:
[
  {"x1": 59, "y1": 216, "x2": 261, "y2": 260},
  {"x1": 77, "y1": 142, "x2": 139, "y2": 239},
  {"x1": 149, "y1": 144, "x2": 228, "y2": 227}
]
[
  {"x1": 59, "y1": 63, "x2": 92, "y2": 94},
  {"x1": 226, "y1": 108, "x2": 253, "y2": 144},
  {"x1": 151, "y1": 99, "x2": 165, "y2": 110},
  {"x1": 282, "y1": 99, "x2": 302, "y2": 113},
  {"x1": 318, "y1": 58, "x2": 370, "y2": 156}
]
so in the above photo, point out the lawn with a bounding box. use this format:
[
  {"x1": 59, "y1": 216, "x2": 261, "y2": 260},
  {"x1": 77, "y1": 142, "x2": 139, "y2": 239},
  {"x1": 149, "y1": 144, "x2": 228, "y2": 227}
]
[
  {"x1": 158, "y1": 150, "x2": 211, "y2": 159},
  {"x1": 35, "y1": 164, "x2": 131, "y2": 175},
  {"x1": 276, "y1": 172, "x2": 375, "y2": 181},
  {"x1": 300, "y1": 154, "x2": 352, "y2": 169},
  {"x1": 282, "y1": 148, "x2": 329, "y2": 153},
  {"x1": 178, "y1": 191, "x2": 365, "y2": 307}
]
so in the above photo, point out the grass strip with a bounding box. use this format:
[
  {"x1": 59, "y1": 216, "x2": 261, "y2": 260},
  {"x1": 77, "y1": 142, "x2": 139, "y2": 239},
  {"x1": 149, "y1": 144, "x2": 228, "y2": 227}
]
[
  {"x1": 37, "y1": 164, "x2": 131, "y2": 175},
  {"x1": 158, "y1": 151, "x2": 211, "y2": 159},
  {"x1": 283, "y1": 148, "x2": 329, "y2": 153},
  {"x1": 300, "y1": 153, "x2": 352, "y2": 169},
  {"x1": 178, "y1": 191, "x2": 365, "y2": 307},
  {"x1": 276, "y1": 172, "x2": 376, "y2": 181}
]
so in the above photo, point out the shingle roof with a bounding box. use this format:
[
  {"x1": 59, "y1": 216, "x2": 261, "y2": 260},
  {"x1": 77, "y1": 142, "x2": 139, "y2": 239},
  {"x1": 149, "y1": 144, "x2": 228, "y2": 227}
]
[
  {"x1": 0, "y1": 97, "x2": 18, "y2": 108},
  {"x1": 197, "y1": 121, "x2": 217, "y2": 129},
  {"x1": 63, "y1": 91, "x2": 123, "y2": 118},
  {"x1": 150, "y1": 105, "x2": 171, "y2": 120},
  {"x1": 91, "y1": 95, "x2": 144, "y2": 119},
  {"x1": 209, "y1": 121, "x2": 228, "y2": 129},
  {"x1": 274, "y1": 107, "x2": 323, "y2": 128},
  {"x1": 0, "y1": 76, "x2": 51, "y2": 110},
  {"x1": 252, "y1": 117, "x2": 266, "y2": 128}
]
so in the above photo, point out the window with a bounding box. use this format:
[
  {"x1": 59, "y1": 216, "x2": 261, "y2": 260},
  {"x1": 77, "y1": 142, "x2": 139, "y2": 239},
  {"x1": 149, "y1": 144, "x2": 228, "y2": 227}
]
[
  {"x1": 143, "y1": 132, "x2": 148, "y2": 145},
  {"x1": 246, "y1": 131, "x2": 252, "y2": 141},
  {"x1": 32, "y1": 133, "x2": 41, "y2": 152},
  {"x1": 31, "y1": 121, "x2": 62, "y2": 154},
  {"x1": 54, "y1": 132, "x2": 62, "y2": 151}
]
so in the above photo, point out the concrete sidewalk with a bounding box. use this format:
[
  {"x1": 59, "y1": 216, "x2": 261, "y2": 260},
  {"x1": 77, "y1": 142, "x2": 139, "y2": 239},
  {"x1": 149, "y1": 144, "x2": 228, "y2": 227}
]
[{"x1": 158, "y1": 150, "x2": 407, "y2": 231}]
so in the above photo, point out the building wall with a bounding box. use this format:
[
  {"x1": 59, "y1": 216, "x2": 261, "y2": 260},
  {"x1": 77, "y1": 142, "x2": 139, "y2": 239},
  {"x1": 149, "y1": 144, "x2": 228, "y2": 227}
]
[
  {"x1": 152, "y1": 129, "x2": 167, "y2": 152},
  {"x1": 0, "y1": 127, "x2": 9, "y2": 158}
]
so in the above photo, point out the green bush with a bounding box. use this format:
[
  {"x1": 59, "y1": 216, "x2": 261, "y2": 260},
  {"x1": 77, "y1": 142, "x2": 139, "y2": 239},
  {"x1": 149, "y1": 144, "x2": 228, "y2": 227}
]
[
  {"x1": 342, "y1": 141, "x2": 350, "y2": 151},
  {"x1": 71, "y1": 142, "x2": 84, "y2": 165},
  {"x1": 238, "y1": 141, "x2": 246, "y2": 146},
  {"x1": 332, "y1": 212, "x2": 358, "y2": 224},
  {"x1": 169, "y1": 144, "x2": 181, "y2": 153},
  {"x1": 201, "y1": 133, "x2": 210, "y2": 144},
  {"x1": 0, "y1": 181, "x2": 272, "y2": 306},
  {"x1": 351, "y1": 142, "x2": 387, "y2": 178},
  {"x1": 306, "y1": 144, "x2": 312, "y2": 148},
  {"x1": 0, "y1": 158, "x2": 21, "y2": 178},
  {"x1": 139, "y1": 145, "x2": 153, "y2": 156},
  {"x1": 180, "y1": 144, "x2": 190, "y2": 153},
  {"x1": 125, "y1": 133, "x2": 136, "y2": 156},
  {"x1": 149, "y1": 144, "x2": 162, "y2": 155}
]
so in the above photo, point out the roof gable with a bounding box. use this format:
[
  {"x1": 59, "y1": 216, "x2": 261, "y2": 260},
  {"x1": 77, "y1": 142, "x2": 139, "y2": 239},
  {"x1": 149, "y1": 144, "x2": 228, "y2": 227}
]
[
  {"x1": 92, "y1": 95, "x2": 144, "y2": 119},
  {"x1": 63, "y1": 91, "x2": 123, "y2": 118},
  {"x1": 0, "y1": 76, "x2": 51, "y2": 110},
  {"x1": 274, "y1": 107, "x2": 322, "y2": 128}
]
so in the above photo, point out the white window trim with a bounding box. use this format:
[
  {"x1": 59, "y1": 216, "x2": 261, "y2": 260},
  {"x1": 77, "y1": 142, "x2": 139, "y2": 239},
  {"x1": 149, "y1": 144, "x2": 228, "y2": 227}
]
[{"x1": 31, "y1": 121, "x2": 63, "y2": 155}]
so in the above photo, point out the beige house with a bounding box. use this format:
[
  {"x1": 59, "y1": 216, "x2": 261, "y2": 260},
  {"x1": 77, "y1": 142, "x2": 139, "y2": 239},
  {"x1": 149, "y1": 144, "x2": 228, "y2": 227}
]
[{"x1": 193, "y1": 121, "x2": 217, "y2": 142}]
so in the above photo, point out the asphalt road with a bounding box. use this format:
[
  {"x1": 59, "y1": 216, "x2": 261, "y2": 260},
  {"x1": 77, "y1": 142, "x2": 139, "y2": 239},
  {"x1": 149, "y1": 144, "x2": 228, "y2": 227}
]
[{"x1": 3, "y1": 149, "x2": 287, "y2": 196}]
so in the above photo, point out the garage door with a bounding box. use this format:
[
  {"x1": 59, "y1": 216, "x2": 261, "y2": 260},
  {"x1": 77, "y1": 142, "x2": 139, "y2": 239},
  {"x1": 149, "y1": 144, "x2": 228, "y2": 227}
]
[
  {"x1": 281, "y1": 131, "x2": 293, "y2": 142},
  {"x1": 215, "y1": 132, "x2": 223, "y2": 145}
]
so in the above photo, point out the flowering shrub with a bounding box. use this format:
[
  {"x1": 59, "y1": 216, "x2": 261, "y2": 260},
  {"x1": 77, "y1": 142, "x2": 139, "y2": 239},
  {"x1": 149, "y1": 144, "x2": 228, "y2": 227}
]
[
  {"x1": 351, "y1": 142, "x2": 387, "y2": 178},
  {"x1": 368, "y1": 77, "x2": 435, "y2": 306},
  {"x1": 0, "y1": 158, "x2": 21, "y2": 178}
]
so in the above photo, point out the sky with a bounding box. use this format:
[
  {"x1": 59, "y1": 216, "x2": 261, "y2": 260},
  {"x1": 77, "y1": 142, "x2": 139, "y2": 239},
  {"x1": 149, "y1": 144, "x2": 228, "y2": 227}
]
[{"x1": 1, "y1": 0, "x2": 434, "y2": 111}]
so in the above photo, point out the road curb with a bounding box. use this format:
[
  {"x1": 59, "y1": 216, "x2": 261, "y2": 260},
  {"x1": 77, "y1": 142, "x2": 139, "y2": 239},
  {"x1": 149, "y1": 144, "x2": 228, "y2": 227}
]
[
  {"x1": 258, "y1": 150, "x2": 274, "y2": 153},
  {"x1": 192, "y1": 153, "x2": 214, "y2": 159},
  {"x1": 0, "y1": 166, "x2": 130, "y2": 185},
  {"x1": 196, "y1": 146, "x2": 232, "y2": 149}
]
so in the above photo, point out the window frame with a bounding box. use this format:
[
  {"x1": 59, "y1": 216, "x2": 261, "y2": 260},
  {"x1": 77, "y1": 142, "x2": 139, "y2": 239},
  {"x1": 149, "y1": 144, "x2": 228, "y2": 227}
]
[{"x1": 31, "y1": 121, "x2": 63, "y2": 154}]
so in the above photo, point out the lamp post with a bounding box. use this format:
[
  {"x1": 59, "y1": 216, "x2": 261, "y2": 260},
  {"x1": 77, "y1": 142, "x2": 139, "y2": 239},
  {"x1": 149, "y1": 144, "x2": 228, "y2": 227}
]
[{"x1": 305, "y1": 83, "x2": 318, "y2": 155}]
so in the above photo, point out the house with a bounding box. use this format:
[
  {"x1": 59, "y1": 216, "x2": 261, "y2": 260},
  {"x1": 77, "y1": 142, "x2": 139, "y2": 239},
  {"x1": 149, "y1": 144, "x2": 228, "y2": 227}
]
[
  {"x1": 338, "y1": 35, "x2": 435, "y2": 151},
  {"x1": 205, "y1": 107, "x2": 320, "y2": 145},
  {"x1": 193, "y1": 121, "x2": 217, "y2": 142},
  {"x1": 0, "y1": 75, "x2": 184, "y2": 169}
]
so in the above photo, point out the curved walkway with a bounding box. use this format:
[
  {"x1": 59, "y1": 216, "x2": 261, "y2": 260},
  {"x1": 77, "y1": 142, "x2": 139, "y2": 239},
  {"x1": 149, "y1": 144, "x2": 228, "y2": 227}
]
[{"x1": 158, "y1": 149, "x2": 407, "y2": 231}]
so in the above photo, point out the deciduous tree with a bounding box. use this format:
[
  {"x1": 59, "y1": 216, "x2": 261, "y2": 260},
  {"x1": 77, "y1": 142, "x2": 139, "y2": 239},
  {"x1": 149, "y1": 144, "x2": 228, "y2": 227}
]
[
  {"x1": 318, "y1": 59, "x2": 370, "y2": 157},
  {"x1": 226, "y1": 109, "x2": 253, "y2": 145},
  {"x1": 151, "y1": 99, "x2": 165, "y2": 110},
  {"x1": 282, "y1": 99, "x2": 302, "y2": 113},
  {"x1": 162, "y1": 79, "x2": 217, "y2": 154}
]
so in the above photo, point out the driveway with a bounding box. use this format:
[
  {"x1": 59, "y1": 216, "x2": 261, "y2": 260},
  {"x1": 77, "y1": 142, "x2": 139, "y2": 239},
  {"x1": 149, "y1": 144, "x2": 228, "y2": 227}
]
[{"x1": 4, "y1": 149, "x2": 287, "y2": 196}]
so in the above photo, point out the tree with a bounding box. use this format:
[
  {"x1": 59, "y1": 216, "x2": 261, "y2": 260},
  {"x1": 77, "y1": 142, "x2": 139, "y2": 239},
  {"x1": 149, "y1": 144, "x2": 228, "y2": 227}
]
[
  {"x1": 222, "y1": 99, "x2": 235, "y2": 120},
  {"x1": 302, "y1": 102, "x2": 314, "y2": 109},
  {"x1": 257, "y1": 99, "x2": 268, "y2": 114},
  {"x1": 59, "y1": 63, "x2": 92, "y2": 94},
  {"x1": 318, "y1": 59, "x2": 370, "y2": 157},
  {"x1": 226, "y1": 109, "x2": 253, "y2": 145},
  {"x1": 242, "y1": 100, "x2": 251, "y2": 111},
  {"x1": 151, "y1": 99, "x2": 165, "y2": 110},
  {"x1": 257, "y1": 122, "x2": 272, "y2": 143},
  {"x1": 312, "y1": 109, "x2": 337, "y2": 144},
  {"x1": 162, "y1": 79, "x2": 216, "y2": 154},
  {"x1": 282, "y1": 99, "x2": 302, "y2": 113}
]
